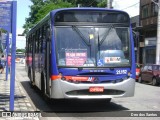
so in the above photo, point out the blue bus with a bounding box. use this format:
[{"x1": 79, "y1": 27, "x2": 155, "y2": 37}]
[{"x1": 26, "y1": 8, "x2": 135, "y2": 102}]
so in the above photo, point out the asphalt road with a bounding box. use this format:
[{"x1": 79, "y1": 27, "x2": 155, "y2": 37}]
[{"x1": 15, "y1": 64, "x2": 160, "y2": 120}]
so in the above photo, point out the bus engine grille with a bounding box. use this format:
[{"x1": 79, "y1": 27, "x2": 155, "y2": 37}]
[{"x1": 66, "y1": 89, "x2": 125, "y2": 96}]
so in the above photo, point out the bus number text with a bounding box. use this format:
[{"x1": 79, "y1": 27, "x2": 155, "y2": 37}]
[{"x1": 116, "y1": 70, "x2": 127, "y2": 74}]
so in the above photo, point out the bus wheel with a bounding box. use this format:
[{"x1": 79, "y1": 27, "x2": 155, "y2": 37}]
[
  {"x1": 138, "y1": 76, "x2": 142, "y2": 83},
  {"x1": 41, "y1": 73, "x2": 45, "y2": 95},
  {"x1": 41, "y1": 73, "x2": 50, "y2": 102},
  {"x1": 152, "y1": 78, "x2": 158, "y2": 86},
  {"x1": 29, "y1": 69, "x2": 34, "y2": 87}
]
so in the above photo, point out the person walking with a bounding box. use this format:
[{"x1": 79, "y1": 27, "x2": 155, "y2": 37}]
[
  {"x1": 0, "y1": 54, "x2": 6, "y2": 73},
  {"x1": 0, "y1": 59, "x2": 3, "y2": 73},
  {"x1": 8, "y1": 54, "x2": 11, "y2": 74}
]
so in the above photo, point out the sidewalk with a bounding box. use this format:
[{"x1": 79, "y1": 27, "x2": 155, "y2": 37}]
[{"x1": 0, "y1": 68, "x2": 35, "y2": 112}]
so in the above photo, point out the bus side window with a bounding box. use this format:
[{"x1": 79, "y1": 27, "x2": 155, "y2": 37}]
[
  {"x1": 55, "y1": 13, "x2": 63, "y2": 22},
  {"x1": 46, "y1": 27, "x2": 51, "y2": 40}
]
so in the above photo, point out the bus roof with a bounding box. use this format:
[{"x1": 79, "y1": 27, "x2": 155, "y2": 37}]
[
  {"x1": 27, "y1": 7, "x2": 130, "y2": 37},
  {"x1": 50, "y1": 7, "x2": 129, "y2": 15}
]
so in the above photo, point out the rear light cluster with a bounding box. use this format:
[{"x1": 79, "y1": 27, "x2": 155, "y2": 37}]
[
  {"x1": 51, "y1": 75, "x2": 95, "y2": 83},
  {"x1": 51, "y1": 73, "x2": 129, "y2": 84},
  {"x1": 61, "y1": 76, "x2": 95, "y2": 83},
  {"x1": 61, "y1": 77, "x2": 90, "y2": 83}
]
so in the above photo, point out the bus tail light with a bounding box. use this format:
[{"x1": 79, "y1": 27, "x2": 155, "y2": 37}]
[
  {"x1": 61, "y1": 76, "x2": 95, "y2": 83},
  {"x1": 51, "y1": 73, "x2": 62, "y2": 80}
]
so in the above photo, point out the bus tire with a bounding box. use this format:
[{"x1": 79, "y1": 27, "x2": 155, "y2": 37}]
[
  {"x1": 41, "y1": 73, "x2": 45, "y2": 95},
  {"x1": 138, "y1": 76, "x2": 142, "y2": 83},
  {"x1": 27, "y1": 68, "x2": 30, "y2": 78},
  {"x1": 29, "y1": 69, "x2": 34, "y2": 88},
  {"x1": 152, "y1": 77, "x2": 158, "y2": 86},
  {"x1": 41, "y1": 73, "x2": 51, "y2": 102}
]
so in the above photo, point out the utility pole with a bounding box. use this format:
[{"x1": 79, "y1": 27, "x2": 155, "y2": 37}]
[
  {"x1": 107, "y1": 0, "x2": 113, "y2": 9},
  {"x1": 152, "y1": 0, "x2": 160, "y2": 64}
]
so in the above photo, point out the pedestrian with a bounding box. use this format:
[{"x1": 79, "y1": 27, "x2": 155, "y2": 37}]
[
  {"x1": 0, "y1": 54, "x2": 6, "y2": 73},
  {"x1": 8, "y1": 54, "x2": 11, "y2": 74},
  {"x1": 0, "y1": 59, "x2": 3, "y2": 73}
]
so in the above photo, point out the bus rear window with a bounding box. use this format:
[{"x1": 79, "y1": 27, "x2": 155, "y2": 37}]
[{"x1": 55, "y1": 11, "x2": 129, "y2": 23}]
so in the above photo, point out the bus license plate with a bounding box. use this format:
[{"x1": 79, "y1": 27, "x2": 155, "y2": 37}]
[{"x1": 89, "y1": 87, "x2": 104, "y2": 92}]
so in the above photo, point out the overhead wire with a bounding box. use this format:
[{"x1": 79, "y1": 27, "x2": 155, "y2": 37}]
[
  {"x1": 87, "y1": 0, "x2": 96, "y2": 7},
  {"x1": 121, "y1": 2, "x2": 139, "y2": 10}
]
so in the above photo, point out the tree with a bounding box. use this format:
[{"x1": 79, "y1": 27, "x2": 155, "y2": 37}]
[
  {"x1": 23, "y1": 0, "x2": 73, "y2": 35},
  {"x1": 97, "y1": 0, "x2": 107, "y2": 7},
  {"x1": 16, "y1": 49, "x2": 25, "y2": 53},
  {"x1": 35, "y1": 2, "x2": 73, "y2": 23},
  {"x1": 23, "y1": 0, "x2": 45, "y2": 35},
  {"x1": 65, "y1": 0, "x2": 106, "y2": 7},
  {"x1": 23, "y1": 0, "x2": 107, "y2": 35},
  {"x1": 68, "y1": 0, "x2": 98, "y2": 7}
]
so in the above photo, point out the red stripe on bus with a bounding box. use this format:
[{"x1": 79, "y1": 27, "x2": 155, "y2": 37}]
[
  {"x1": 64, "y1": 76, "x2": 89, "y2": 81},
  {"x1": 51, "y1": 75, "x2": 61, "y2": 80}
]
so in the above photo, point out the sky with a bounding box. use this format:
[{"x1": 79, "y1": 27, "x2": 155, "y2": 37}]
[
  {"x1": 17, "y1": 0, "x2": 32, "y2": 35},
  {"x1": 16, "y1": 0, "x2": 32, "y2": 49},
  {"x1": 16, "y1": 0, "x2": 140, "y2": 49},
  {"x1": 113, "y1": 0, "x2": 140, "y2": 17}
]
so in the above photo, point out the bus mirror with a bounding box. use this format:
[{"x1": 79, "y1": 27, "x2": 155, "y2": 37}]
[{"x1": 132, "y1": 31, "x2": 137, "y2": 40}]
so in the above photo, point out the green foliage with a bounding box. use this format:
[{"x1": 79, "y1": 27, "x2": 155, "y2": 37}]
[
  {"x1": 23, "y1": 0, "x2": 73, "y2": 35},
  {"x1": 69, "y1": 0, "x2": 98, "y2": 7},
  {"x1": 0, "y1": 29, "x2": 7, "y2": 33},
  {"x1": 35, "y1": 2, "x2": 73, "y2": 23},
  {"x1": 16, "y1": 49, "x2": 26, "y2": 53},
  {"x1": 97, "y1": 0, "x2": 107, "y2": 8},
  {"x1": 23, "y1": 0, "x2": 45, "y2": 35},
  {"x1": 23, "y1": 0, "x2": 108, "y2": 35}
]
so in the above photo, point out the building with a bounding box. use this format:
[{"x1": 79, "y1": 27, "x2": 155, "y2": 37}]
[{"x1": 140, "y1": 0, "x2": 158, "y2": 64}]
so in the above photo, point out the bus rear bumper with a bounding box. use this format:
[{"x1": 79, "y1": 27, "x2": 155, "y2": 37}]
[{"x1": 50, "y1": 78, "x2": 135, "y2": 99}]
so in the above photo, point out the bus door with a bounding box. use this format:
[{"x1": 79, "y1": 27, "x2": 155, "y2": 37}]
[
  {"x1": 34, "y1": 30, "x2": 41, "y2": 88},
  {"x1": 45, "y1": 35, "x2": 50, "y2": 95},
  {"x1": 32, "y1": 34, "x2": 36, "y2": 84},
  {"x1": 42, "y1": 25, "x2": 51, "y2": 96}
]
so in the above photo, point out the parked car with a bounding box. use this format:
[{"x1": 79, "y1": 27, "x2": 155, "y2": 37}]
[
  {"x1": 138, "y1": 64, "x2": 160, "y2": 86},
  {"x1": 136, "y1": 63, "x2": 143, "y2": 81}
]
